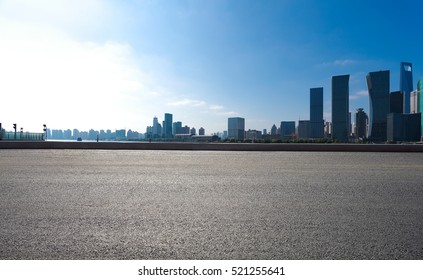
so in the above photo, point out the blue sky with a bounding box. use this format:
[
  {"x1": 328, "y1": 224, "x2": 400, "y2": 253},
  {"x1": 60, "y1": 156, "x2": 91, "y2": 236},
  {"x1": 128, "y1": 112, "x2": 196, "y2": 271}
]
[{"x1": 1, "y1": 0, "x2": 422, "y2": 134}]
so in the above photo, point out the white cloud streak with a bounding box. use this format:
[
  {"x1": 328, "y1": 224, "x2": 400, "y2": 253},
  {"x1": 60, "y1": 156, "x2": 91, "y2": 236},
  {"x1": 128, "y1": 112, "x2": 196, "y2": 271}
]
[
  {"x1": 209, "y1": 105, "x2": 224, "y2": 110},
  {"x1": 167, "y1": 99, "x2": 206, "y2": 107},
  {"x1": 350, "y1": 89, "x2": 368, "y2": 100}
]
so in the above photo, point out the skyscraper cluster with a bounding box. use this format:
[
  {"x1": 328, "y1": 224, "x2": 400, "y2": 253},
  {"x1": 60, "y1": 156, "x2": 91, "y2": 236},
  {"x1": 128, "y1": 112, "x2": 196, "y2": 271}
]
[
  {"x1": 227, "y1": 62, "x2": 422, "y2": 143},
  {"x1": 145, "y1": 113, "x2": 206, "y2": 140}
]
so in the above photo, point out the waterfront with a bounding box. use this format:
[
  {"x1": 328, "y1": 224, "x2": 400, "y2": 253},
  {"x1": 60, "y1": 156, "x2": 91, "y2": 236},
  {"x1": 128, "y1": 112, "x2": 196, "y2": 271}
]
[{"x1": 0, "y1": 150, "x2": 422, "y2": 259}]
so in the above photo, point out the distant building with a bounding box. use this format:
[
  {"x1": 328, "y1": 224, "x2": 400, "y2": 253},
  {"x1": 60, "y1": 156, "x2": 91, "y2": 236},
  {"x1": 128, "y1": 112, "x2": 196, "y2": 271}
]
[
  {"x1": 324, "y1": 121, "x2": 332, "y2": 138},
  {"x1": 173, "y1": 121, "x2": 182, "y2": 135},
  {"x1": 387, "y1": 113, "x2": 421, "y2": 142},
  {"x1": 228, "y1": 117, "x2": 245, "y2": 140},
  {"x1": 222, "y1": 131, "x2": 228, "y2": 139},
  {"x1": 152, "y1": 117, "x2": 161, "y2": 138},
  {"x1": 51, "y1": 129, "x2": 63, "y2": 139},
  {"x1": 180, "y1": 125, "x2": 190, "y2": 135},
  {"x1": 88, "y1": 129, "x2": 98, "y2": 140},
  {"x1": 332, "y1": 74, "x2": 350, "y2": 142},
  {"x1": 400, "y1": 62, "x2": 413, "y2": 114},
  {"x1": 280, "y1": 121, "x2": 295, "y2": 139},
  {"x1": 310, "y1": 87, "x2": 324, "y2": 138},
  {"x1": 73, "y1": 129, "x2": 80, "y2": 140},
  {"x1": 163, "y1": 113, "x2": 173, "y2": 138},
  {"x1": 390, "y1": 91, "x2": 403, "y2": 114},
  {"x1": 410, "y1": 90, "x2": 419, "y2": 114},
  {"x1": 99, "y1": 130, "x2": 106, "y2": 140},
  {"x1": 270, "y1": 124, "x2": 277, "y2": 135},
  {"x1": 355, "y1": 108, "x2": 368, "y2": 139},
  {"x1": 190, "y1": 127, "x2": 196, "y2": 135},
  {"x1": 191, "y1": 135, "x2": 218, "y2": 142},
  {"x1": 115, "y1": 129, "x2": 126, "y2": 140},
  {"x1": 63, "y1": 129, "x2": 72, "y2": 139},
  {"x1": 262, "y1": 129, "x2": 267, "y2": 136},
  {"x1": 367, "y1": 70, "x2": 390, "y2": 142},
  {"x1": 199, "y1": 127, "x2": 205, "y2": 135},
  {"x1": 127, "y1": 130, "x2": 140, "y2": 140},
  {"x1": 146, "y1": 126, "x2": 153, "y2": 138},
  {"x1": 245, "y1": 129, "x2": 262, "y2": 141},
  {"x1": 298, "y1": 120, "x2": 310, "y2": 139}
]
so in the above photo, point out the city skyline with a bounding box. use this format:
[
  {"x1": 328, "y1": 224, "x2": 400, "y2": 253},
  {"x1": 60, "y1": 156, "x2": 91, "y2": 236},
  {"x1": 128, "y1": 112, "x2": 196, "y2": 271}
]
[{"x1": 1, "y1": 1, "x2": 423, "y2": 133}]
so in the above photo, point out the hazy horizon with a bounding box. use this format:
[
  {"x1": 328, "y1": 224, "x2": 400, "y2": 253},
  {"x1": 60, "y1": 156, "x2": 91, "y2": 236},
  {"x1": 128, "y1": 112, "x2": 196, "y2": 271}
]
[{"x1": 1, "y1": 0, "x2": 422, "y2": 134}]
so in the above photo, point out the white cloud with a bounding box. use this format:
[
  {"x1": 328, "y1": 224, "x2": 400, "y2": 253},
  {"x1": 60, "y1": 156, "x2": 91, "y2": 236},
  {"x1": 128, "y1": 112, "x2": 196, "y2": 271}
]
[
  {"x1": 209, "y1": 105, "x2": 224, "y2": 110},
  {"x1": 217, "y1": 111, "x2": 238, "y2": 116},
  {"x1": 350, "y1": 89, "x2": 368, "y2": 100},
  {"x1": 167, "y1": 99, "x2": 206, "y2": 107},
  {"x1": 318, "y1": 59, "x2": 357, "y2": 68},
  {"x1": 333, "y1": 59, "x2": 356, "y2": 66},
  {"x1": 355, "y1": 90, "x2": 368, "y2": 97}
]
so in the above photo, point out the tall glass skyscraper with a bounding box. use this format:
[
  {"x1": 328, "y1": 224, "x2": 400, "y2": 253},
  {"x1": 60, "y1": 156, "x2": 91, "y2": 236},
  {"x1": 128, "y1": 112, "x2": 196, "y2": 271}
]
[
  {"x1": 400, "y1": 62, "x2": 413, "y2": 114},
  {"x1": 163, "y1": 113, "x2": 173, "y2": 138},
  {"x1": 228, "y1": 117, "x2": 245, "y2": 140},
  {"x1": 331, "y1": 75, "x2": 349, "y2": 142},
  {"x1": 367, "y1": 70, "x2": 390, "y2": 142},
  {"x1": 310, "y1": 87, "x2": 324, "y2": 139}
]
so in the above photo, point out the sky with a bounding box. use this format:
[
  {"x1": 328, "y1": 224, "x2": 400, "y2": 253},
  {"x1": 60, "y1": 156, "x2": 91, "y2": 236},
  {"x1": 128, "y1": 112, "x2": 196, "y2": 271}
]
[{"x1": 1, "y1": 0, "x2": 422, "y2": 135}]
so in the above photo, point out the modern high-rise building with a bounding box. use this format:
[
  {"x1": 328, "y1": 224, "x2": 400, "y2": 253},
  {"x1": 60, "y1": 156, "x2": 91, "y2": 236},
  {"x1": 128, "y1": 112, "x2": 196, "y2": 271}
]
[
  {"x1": 280, "y1": 121, "x2": 296, "y2": 138},
  {"x1": 367, "y1": 70, "x2": 390, "y2": 142},
  {"x1": 228, "y1": 117, "x2": 245, "y2": 140},
  {"x1": 199, "y1": 127, "x2": 205, "y2": 135},
  {"x1": 310, "y1": 87, "x2": 324, "y2": 138},
  {"x1": 355, "y1": 108, "x2": 368, "y2": 139},
  {"x1": 163, "y1": 113, "x2": 173, "y2": 138},
  {"x1": 331, "y1": 74, "x2": 350, "y2": 142},
  {"x1": 400, "y1": 62, "x2": 413, "y2": 114}
]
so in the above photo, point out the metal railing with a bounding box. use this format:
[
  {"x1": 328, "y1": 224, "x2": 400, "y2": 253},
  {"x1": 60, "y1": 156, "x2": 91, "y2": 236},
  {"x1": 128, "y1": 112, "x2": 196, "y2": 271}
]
[{"x1": 0, "y1": 131, "x2": 45, "y2": 141}]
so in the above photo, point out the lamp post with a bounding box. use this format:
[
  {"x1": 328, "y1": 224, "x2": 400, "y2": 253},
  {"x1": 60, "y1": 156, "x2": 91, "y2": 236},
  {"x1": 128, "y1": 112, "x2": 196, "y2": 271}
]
[
  {"x1": 43, "y1": 124, "x2": 47, "y2": 141},
  {"x1": 13, "y1": 123, "x2": 17, "y2": 140}
]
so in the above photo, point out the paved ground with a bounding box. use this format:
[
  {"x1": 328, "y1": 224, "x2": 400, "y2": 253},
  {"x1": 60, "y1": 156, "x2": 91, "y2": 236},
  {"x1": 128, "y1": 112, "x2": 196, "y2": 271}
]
[{"x1": 1, "y1": 150, "x2": 422, "y2": 259}]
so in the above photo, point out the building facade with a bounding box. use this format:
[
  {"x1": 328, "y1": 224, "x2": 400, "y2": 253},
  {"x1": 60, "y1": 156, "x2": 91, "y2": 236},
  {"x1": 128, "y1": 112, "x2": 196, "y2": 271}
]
[
  {"x1": 163, "y1": 113, "x2": 173, "y2": 138},
  {"x1": 280, "y1": 121, "x2": 296, "y2": 139},
  {"x1": 367, "y1": 70, "x2": 390, "y2": 142},
  {"x1": 387, "y1": 113, "x2": 421, "y2": 142},
  {"x1": 298, "y1": 120, "x2": 310, "y2": 139},
  {"x1": 173, "y1": 121, "x2": 182, "y2": 135},
  {"x1": 331, "y1": 74, "x2": 350, "y2": 142},
  {"x1": 390, "y1": 91, "x2": 403, "y2": 114},
  {"x1": 310, "y1": 87, "x2": 324, "y2": 139},
  {"x1": 400, "y1": 62, "x2": 413, "y2": 114},
  {"x1": 228, "y1": 117, "x2": 245, "y2": 140}
]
